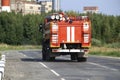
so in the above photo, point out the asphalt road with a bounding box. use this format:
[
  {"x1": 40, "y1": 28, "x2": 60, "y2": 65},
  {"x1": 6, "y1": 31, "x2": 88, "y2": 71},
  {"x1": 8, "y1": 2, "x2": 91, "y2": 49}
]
[{"x1": 2, "y1": 50, "x2": 120, "y2": 80}]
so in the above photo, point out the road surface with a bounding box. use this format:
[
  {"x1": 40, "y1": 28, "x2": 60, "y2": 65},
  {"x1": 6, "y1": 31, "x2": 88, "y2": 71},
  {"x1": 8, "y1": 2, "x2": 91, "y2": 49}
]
[{"x1": 2, "y1": 50, "x2": 120, "y2": 80}]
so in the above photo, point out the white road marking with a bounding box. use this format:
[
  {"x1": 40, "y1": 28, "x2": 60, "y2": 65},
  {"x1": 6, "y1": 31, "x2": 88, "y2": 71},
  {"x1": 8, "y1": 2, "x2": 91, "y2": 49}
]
[
  {"x1": 20, "y1": 52, "x2": 66, "y2": 79},
  {"x1": 50, "y1": 69, "x2": 60, "y2": 76},
  {"x1": 61, "y1": 78, "x2": 66, "y2": 80},
  {"x1": 39, "y1": 62, "x2": 49, "y2": 69},
  {"x1": 39, "y1": 62, "x2": 66, "y2": 80},
  {"x1": 88, "y1": 62, "x2": 118, "y2": 71}
]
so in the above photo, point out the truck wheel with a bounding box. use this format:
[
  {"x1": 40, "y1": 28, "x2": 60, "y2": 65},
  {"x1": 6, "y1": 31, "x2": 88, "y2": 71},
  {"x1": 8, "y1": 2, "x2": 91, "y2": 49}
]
[
  {"x1": 71, "y1": 54, "x2": 77, "y2": 60},
  {"x1": 45, "y1": 43, "x2": 56, "y2": 61},
  {"x1": 42, "y1": 44, "x2": 46, "y2": 60},
  {"x1": 42, "y1": 50, "x2": 46, "y2": 60},
  {"x1": 42, "y1": 43, "x2": 50, "y2": 61},
  {"x1": 45, "y1": 45, "x2": 51, "y2": 61},
  {"x1": 77, "y1": 57, "x2": 87, "y2": 62},
  {"x1": 42, "y1": 42, "x2": 56, "y2": 61},
  {"x1": 50, "y1": 57, "x2": 55, "y2": 61},
  {"x1": 45, "y1": 53, "x2": 50, "y2": 61},
  {"x1": 46, "y1": 52, "x2": 56, "y2": 61}
]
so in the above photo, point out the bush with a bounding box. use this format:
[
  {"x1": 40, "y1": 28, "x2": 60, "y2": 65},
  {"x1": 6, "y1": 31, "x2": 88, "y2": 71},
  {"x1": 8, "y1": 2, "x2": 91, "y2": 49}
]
[
  {"x1": 106, "y1": 42, "x2": 120, "y2": 48},
  {"x1": 91, "y1": 38, "x2": 102, "y2": 47},
  {"x1": 0, "y1": 11, "x2": 120, "y2": 45},
  {"x1": 0, "y1": 12, "x2": 43, "y2": 45}
]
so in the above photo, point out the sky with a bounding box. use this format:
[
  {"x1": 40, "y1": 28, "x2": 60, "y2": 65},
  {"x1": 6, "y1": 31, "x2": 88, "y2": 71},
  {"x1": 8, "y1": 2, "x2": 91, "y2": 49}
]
[{"x1": 60, "y1": 0, "x2": 120, "y2": 16}]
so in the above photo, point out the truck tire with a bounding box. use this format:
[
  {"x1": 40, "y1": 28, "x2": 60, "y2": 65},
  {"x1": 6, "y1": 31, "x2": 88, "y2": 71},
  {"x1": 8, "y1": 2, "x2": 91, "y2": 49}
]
[
  {"x1": 50, "y1": 57, "x2": 55, "y2": 61},
  {"x1": 43, "y1": 42, "x2": 56, "y2": 61},
  {"x1": 71, "y1": 54, "x2": 77, "y2": 61},
  {"x1": 42, "y1": 42, "x2": 50, "y2": 61},
  {"x1": 42, "y1": 50, "x2": 46, "y2": 60},
  {"x1": 45, "y1": 51, "x2": 55, "y2": 61},
  {"x1": 76, "y1": 52, "x2": 87, "y2": 62},
  {"x1": 42, "y1": 44, "x2": 46, "y2": 60},
  {"x1": 44, "y1": 44, "x2": 51, "y2": 61},
  {"x1": 77, "y1": 57, "x2": 87, "y2": 62}
]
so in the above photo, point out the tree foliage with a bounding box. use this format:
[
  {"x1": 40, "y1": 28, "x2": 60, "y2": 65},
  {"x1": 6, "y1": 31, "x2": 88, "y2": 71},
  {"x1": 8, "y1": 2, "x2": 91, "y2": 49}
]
[
  {"x1": 0, "y1": 12, "x2": 45, "y2": 45},
  {"x1": 89, "y1": 13, "x2": 120, "y2": 44},
  {"x1": 0, "y1": 12, "x2": 119, "y2": 45}
]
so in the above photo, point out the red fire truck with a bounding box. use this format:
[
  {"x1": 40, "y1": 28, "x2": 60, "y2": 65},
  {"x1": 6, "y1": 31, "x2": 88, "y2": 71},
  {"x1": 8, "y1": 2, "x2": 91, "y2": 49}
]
[{"x1": 40, "y1": 13, "x2": 91, "y2": 62}]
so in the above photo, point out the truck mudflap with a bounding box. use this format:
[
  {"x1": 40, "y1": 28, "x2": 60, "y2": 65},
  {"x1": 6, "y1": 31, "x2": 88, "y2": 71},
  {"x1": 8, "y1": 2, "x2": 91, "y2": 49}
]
[{"x1": 52, "y1": 49, "x2": 88, "y2": 53}]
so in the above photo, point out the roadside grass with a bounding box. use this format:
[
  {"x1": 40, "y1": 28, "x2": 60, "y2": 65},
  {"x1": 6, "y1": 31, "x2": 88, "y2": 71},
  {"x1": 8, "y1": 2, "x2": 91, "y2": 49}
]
[
  {"x1": 0, "y1": 43, "x2": 41, "y2": 51},
  {"x1": 0, "y1": 43, "x2": 119, "y2": 57},
  {"x1": 89, "y1": 46, "x2": 120, "y2": 57}
]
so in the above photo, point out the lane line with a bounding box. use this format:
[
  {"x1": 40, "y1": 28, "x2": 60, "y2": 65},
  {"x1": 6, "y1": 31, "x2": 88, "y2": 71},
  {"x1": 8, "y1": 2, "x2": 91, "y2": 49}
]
[
  {"x1": 88, "y1": 62, "x2": 118, "y2": 71},
  {"x1": 39, "y1": 62, "x2": 66, "y2": 80},
  {"x1": 50, "y1": 69, "x2": 60, "y2": 77},
  {"x1": 61, "y1": 78, "x2": 66, "y2": 80},
  {"x1": 39, "y1": 62, "x2": 49, "y2": 69},
  {"x1": 20, "y1": 51, "x2": 64, "y2": 79}
]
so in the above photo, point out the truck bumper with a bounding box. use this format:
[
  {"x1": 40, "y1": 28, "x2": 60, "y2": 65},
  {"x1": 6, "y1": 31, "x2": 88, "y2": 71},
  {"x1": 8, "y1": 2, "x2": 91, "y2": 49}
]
[{"x1": 52, "y1": 49, "x2": 86, "y2": 53}]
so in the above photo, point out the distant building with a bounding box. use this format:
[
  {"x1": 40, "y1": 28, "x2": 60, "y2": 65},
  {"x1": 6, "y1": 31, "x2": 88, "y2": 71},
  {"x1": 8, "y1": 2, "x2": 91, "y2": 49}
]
[
  {"x1": 11, "y1": 0, "x2": 52, "y2": 14},
  {"x1": 0, "y1": 0, "x2": 11, "y2": 12},
  {"x1": 83, "y1": 6, "x2": 98, "y2": 13},
  {"x1": 15, "y1": 1, "x2": 41, "y2": 15},
  {"x1": 38, "y1": 1, "x2": 52, "y2": 13},
  {"x1": 0, "y1": 0, "x2": 52, "y2": 14}
]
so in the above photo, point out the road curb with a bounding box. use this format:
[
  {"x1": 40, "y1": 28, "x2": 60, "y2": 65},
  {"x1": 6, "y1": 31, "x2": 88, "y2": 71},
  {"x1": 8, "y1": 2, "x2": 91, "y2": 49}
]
[{"x1": 0, "y1": 55, "x2": 6, "y2": 80}]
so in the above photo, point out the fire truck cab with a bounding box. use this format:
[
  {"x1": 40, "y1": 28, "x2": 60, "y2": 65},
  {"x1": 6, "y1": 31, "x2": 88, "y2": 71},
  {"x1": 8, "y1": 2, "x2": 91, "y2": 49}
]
[{"x1": 40, "y1": 13, "x2": 91, "y2": 62}]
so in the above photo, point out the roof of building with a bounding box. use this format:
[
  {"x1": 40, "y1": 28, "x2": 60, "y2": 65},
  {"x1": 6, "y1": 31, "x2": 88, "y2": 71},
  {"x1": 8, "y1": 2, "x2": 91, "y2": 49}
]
[{"x1": 84, "y1": 6, "x2": 98, "y2": 10}]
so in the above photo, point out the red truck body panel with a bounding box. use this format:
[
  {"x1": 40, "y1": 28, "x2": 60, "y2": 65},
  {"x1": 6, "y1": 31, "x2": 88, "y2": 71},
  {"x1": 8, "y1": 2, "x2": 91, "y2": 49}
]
[{"x1": 50, "y1": 20, "x2": 91, "y2": 48}]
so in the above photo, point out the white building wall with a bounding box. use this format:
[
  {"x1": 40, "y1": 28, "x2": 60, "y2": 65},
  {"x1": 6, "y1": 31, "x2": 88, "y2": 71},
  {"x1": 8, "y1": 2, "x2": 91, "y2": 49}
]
[
  {"x1": 40, "y1": 1, "x2": 52, "y2": 13},
  {"x1": 1, "y1": 0, "x2": 52, "y2": 14},
  {"x1": 44, "y1": 1, "x2": 52, "y2": 13},
  {"x1": 23, "y1": 3, "x2": 41, "y2": 15}
]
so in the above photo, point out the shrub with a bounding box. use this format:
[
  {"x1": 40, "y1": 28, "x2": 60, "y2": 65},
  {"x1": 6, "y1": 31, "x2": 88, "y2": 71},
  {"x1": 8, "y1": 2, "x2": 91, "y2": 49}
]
[
  {"x1": 91, "y1": 38, "x2": 102, "y2": 47},
  {"x1": 106, "y1": 42, "x2": 120, "y2": 48}
]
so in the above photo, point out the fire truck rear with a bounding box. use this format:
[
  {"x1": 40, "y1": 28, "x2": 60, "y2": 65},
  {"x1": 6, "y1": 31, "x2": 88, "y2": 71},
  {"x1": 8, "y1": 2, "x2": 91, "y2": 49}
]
[{"x1": 40, "y1": 13, "x2": 91, "y2": 62}]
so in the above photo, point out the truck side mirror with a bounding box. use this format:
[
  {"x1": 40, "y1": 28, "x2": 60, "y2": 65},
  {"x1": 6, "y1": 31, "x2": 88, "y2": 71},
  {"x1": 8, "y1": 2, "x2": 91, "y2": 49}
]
[{"x1": 39, "y1": 24, "x2": 43, "y2": 32}]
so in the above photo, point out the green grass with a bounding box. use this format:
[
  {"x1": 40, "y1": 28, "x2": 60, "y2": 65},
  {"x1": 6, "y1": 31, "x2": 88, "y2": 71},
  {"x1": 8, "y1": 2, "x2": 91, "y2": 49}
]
[
  {"x1": 90, "y1": 51, "x2": 120, "y2": 57},
  {"x1": 105, "y1": 42, "x2": 120, "y2": 48},
  {"x1": 89, "y1": 46, "x2": 120, "y2": 57},
  {"x1": 0, "y1": 43, "x2": 120, "y2": 57},
  {"x1": 0, "y1": 43, "x2": 42, "y2": 51}
]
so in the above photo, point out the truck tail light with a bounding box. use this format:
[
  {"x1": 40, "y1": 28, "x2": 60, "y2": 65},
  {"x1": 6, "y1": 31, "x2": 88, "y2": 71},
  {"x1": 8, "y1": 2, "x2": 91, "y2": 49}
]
[
  {"x1": 83, "y1": 22, "x2": 89, "y2": 31},
  {"x1": 84, "y1": 34, "x2": 89, "y2": 43},
  {"x1": 52, "y1": 34, "x2": 58, "y2": 43},
  {"x1": 52, "y1": 24, "x2": 58, "y2": 32}
]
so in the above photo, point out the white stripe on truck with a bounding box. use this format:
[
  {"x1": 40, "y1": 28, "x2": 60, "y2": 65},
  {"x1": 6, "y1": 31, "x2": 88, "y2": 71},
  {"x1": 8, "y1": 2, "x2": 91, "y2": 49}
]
[
  {"x1": 71, "y1": 26, "x2": 75, "y2": 42},
  {"x1": 67, "y1": 27, "x2": 70, "y2": 42},
  {"x1": 67, "y1": 26, "x2": 75, "y2": 42}
]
